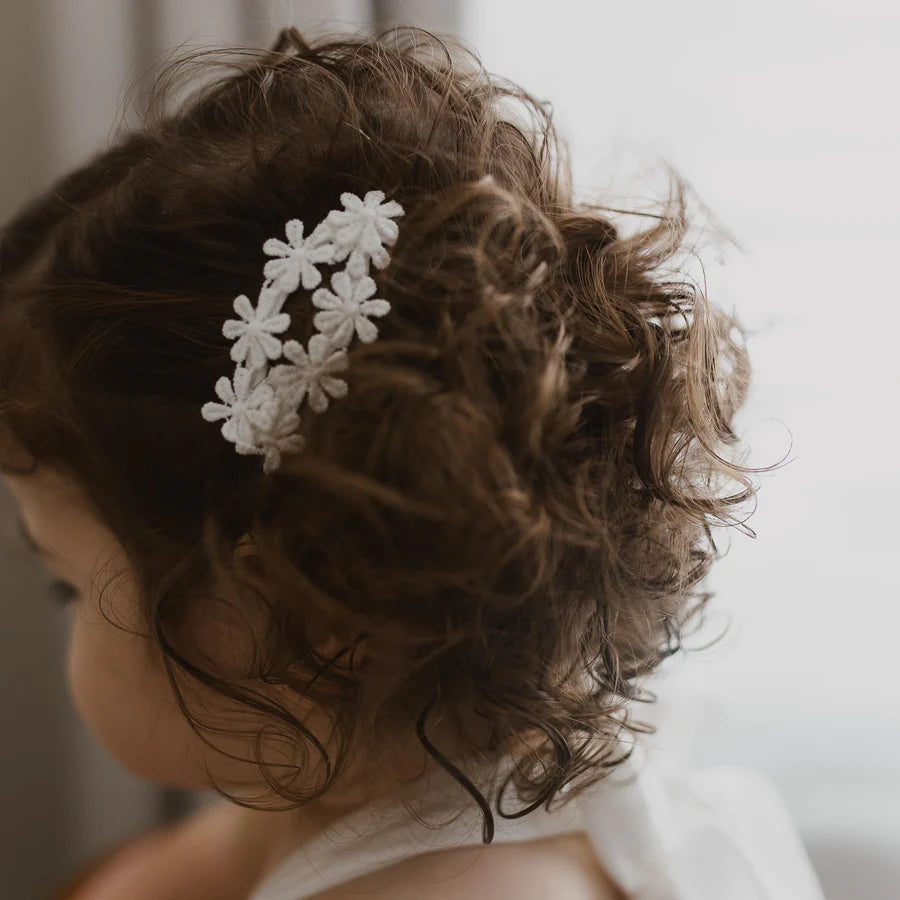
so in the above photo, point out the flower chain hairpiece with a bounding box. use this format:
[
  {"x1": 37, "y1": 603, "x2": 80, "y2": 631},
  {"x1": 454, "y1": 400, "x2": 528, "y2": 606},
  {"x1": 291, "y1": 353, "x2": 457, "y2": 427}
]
[{"x1": 201, "y1": 190, "x2": 405, "y2": 473}]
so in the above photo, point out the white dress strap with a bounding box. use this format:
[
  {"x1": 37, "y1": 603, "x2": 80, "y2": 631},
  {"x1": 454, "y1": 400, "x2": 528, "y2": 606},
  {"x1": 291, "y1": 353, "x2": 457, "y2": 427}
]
[
  {"x1": 568, "y1": 749, "x2": 825, "y2": 898},
  {"x1": 249, "y1": 745, "x2": 825, "y2": 900}
]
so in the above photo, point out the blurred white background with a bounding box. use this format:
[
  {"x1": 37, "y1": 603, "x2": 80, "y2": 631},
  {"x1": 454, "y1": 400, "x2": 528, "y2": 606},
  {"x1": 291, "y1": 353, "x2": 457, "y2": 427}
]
[
  {"x1": 1, "y1": 1, "x2": 897, "y2": 897},
  {"x1": 463, "y1": 1, "x2": 900, "y2": 895}
]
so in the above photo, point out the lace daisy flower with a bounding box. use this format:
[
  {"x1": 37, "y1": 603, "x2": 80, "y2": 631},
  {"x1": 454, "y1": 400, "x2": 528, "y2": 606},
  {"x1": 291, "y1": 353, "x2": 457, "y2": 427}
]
[
  {"x1": 268, "y1": 334, "x2": 349, "y2": 413},
  {"x1": 312, "y1": 271, "x2": 391, "y2": 348},
  {"x1": 201, "y1": 364, "x2": 279, "y2": 454},
  {"x1": 255, "y1": 398, "x2": 306, "y2": 474},
  {"x1": 222, "y1": 286, "x2": 291, "y2": 370},
  {"x1": 320, "y1": 190, "x2": 404, "y2": 278},
  {"x1": 262, "y1": 219, "x2": 335, "y2": 293}
]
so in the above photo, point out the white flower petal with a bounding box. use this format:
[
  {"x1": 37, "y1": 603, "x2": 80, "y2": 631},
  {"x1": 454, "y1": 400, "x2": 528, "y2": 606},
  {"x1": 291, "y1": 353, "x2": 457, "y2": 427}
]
[
  {"x1": 262, "y1": 236, "x2": 290, "y2": 257},
  {"x1": 369, "y1": 243, "x2": 393, "y2": 270},
  {"x1": 377, "y1": 199, "x2": 404, "y2": 219},
  {"x1": 257, "y1": 286, "x2": 288, "y2": 319},
  {"x1": 263, "y1": 258, "x2": 299, "y2": 294},
  {"x1": 299, "y1": 261, "x2": 323, "y2": 290},
  {"x1": 249, "y1": 378, "x2": 277, "y2": 405},
  {"x1": 314, "y1": 310, "x2": 354, "y2": 347},
  {"x1": 340, "y1": 192, "x2": 364, "y2": 212},
  {"x1": 311, "y1": 286, "x2": 340, "y2": 312},
  {"x1": 233, "y1": 368, "x2": 251, "y2": 398},
  {"x1": 281, "y1": 339, "x2": 310, "y2": 368},
  {"x1": 351, "y1": 275, "x2": 376, "y2": 302},
  {"x1": 285, "y1": 219, "x2": 305, "y2": 245},
  {"x1": 307, "y1": 333, "x2": 333, "y2": 364},
  {"x1": 261, "y1": 432, "x2": 306, "y2": 474},
  {"x1": 221, "y1": 417, "x2": 239, "y2": 443},
  {"x1": 360, "y1": 298, "x2": 390, "y2": 318},
  {"x1": 344, "y1": 250, "x2": 369, "y2": 279},
  {"x1": 223, "y1": 414, "x2": 254, "y2": 446},
  {"x1": 243, "y1": 340, "x2": 266, "y2": 370},
  {"x1": 232, "y1": 294, "x2": 255, "y2": 320},
  {"x1": 222, "y1": 319, "x2": 247, "y2": 341},
  {"x1": 232, "y1": 439, "x2": 259, "y2": 456},
  {"x1": 307, "y1": 384, "x2": 329, "y2": 413},
  {"x1": 214, "y1": 376, "x2": 236, "y2": 405},
  {"x1": 322, "y1": 376, "x2": 348, "y2": 399},
  {"x1": 261, "y1": 447, "x2": 282, "y2": 473},
  {"x1": 355, "y1": 316, "x2": 379, "y2": 343},
  {"x1": 230, "y1": 335, "x2": 252, "y2": 364},
  {"x1": 201, "y1": 401, "x2": 229, "y2": 423},
  {"x1": 331, "y1": 270, "x2": 354, "y2": 301}
]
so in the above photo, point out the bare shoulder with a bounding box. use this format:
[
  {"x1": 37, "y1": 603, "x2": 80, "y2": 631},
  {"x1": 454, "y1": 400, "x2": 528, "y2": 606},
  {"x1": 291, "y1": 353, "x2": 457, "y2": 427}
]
[
  {"x1": 62, "y1": 802, "x2": 259, "y2": 900},
  {"x1": 310, "y1": 831, "x2": 624, "y2": 900}
]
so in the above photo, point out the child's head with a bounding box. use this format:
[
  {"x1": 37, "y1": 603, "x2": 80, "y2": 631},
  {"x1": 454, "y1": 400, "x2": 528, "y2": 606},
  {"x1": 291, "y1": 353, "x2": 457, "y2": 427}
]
[{"x1": 0, "y1": 27, "x2": 752, "y2": 823}]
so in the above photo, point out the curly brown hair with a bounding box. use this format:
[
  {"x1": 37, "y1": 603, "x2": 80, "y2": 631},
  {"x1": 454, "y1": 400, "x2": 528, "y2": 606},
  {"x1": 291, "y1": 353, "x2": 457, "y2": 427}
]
[{"x1": 0, "y1": 26, "x2": 756, "y2": 840}]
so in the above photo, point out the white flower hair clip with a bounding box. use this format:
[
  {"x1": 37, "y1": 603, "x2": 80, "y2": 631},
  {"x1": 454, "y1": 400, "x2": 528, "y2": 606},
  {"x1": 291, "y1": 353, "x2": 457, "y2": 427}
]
[{"x1": 201, "y1": 190, "x2": 404, "y2": 473}]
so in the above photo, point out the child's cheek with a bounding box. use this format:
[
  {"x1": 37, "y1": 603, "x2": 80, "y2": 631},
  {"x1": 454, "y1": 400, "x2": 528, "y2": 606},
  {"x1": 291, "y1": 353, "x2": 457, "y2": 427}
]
[{"x1": 64, "y1": 602, "x2": 206, "y2": 789}]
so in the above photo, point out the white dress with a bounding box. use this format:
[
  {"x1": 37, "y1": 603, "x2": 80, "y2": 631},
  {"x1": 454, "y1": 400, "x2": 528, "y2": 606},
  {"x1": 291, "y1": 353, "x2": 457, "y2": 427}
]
[{"x1": 248, "y1": 741, "x2": 826, "y2": 899}]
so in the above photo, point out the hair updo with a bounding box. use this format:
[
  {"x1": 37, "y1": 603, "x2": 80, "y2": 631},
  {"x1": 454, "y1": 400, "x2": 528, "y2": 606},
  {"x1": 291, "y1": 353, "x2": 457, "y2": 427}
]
[{"x1": 0, "y1": 26, "x2": 755, "y2": 835}]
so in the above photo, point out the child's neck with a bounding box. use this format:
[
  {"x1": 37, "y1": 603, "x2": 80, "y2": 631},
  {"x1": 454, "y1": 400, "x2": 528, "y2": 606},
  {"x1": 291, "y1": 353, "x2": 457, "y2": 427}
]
[
  {"x1": 232, "y1": 713, "x2": 501, "y2": 888},
  {"x1": 244, "y1": 743, "x2": 438, "y2": 886}
]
